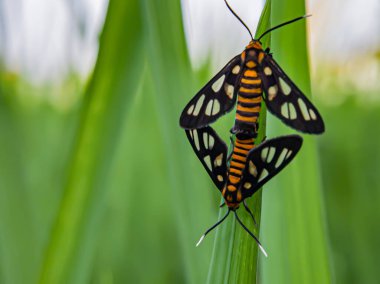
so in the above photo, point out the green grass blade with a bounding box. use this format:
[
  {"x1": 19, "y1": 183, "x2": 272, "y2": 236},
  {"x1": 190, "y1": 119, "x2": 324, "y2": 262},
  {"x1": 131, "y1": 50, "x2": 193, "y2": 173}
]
[
  {"x1": 38, "y1": 1, "x2": 144, "y2": 282},
  {"x1": 319, "y1": 100, "x2": 380, "y2": 284},
  {"x1": 141, "y1": 0, "x2": 218, "y2": 282},
  {"x1": 0, "y1": 99, "x2": 37, "y2": 283},
  {"x1": 260, "y1": 0, "x2": 331, "y2": 283},
  {"x1": 207, "y1": 2, "x2": 271, "y2": 283}
]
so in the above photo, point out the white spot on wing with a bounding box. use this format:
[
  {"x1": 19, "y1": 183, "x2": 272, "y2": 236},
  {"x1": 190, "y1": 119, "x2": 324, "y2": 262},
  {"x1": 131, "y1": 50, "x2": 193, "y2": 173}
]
[
  {"x1": 244, "y1": 182, "x2": 252, "y2": 189},
  {"x1": 267, "y1": 147, "x2": 276, "y2": 163},
  {"x1": 275, "y1": 148, "x2": 288, "y2": 168},
  {"x1": 232, "y1": 65, "x2": 241, "y2": 74},
  {"x1": 261, "y1": 147, "x2": 269, "y2": 161},
  {"x1": 298, "y1": 98, "x2": 310, "y2": 121},
  {"x1": 258, "y1": 169, "x2": 269, "y2": 182},
  {"x1": 212, "y1": 75, "x2": 226, "y2": 92},
  {"x1": 249, "y1": 161, "x2": 258, "y2": 177},
  {"x1": 309, "y1": 109, "x2": 317, "y2": 120},
  {"x1": 217, "y1": 175, "x2": 224, "y2": 182},
  {"x1": 214, "y1": 153, "x2": 223, "y2": 167},
  {"x1": 268, "y1": 85, "x2": 277, "y2": 101},
  {"x1": 204, "y1": 155, "x2": 212, "y2": 170},
  {"x1": 212, "y1": 100, "x2": 221, "y2": 115},
  {"x1": 264, "y1": 67, "x2": 272, "y2": 76},
  {"x1": 205, "y1": 100, "x2": 213, "y2": 116},
  {"x1": 279, "y1": 77, "x2": 291, "y2": 95},
  {"x1": 209, "y1": 135, "x2": 215, "y2": 150},
  {"x1": 281, "y1": 103, "x2": 290, "y2": 119},
  {"x1": 193, "y1": 130, "x2": 200, "y2": 151},
  {"x1": 288, "y1": 102, "x2": 297, "y2": 120},
  {"x1": 285, "y1": 150, "x2": 293, "y2": 160},
  {"x1": 224, "y1": 83, "x2": 234, "y2": 99},
  {"x1": 203, "y1": 133, "x2": 209, "y2": 149},
  {"x1": 187, "y1": 104, "x2": 194, "y2": 115},
  {"x1": 193, "y1": 95, "x2": 205, "y2": 116}
]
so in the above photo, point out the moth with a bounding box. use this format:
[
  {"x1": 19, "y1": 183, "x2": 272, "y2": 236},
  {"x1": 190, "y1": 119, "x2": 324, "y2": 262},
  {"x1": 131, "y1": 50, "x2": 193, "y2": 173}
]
[
  {"x1": 186, "y1": 126, "x2": 302, "y2": 256},
  {"x1": 180, "y1": 1, "x2": 324, "y2": 135}
]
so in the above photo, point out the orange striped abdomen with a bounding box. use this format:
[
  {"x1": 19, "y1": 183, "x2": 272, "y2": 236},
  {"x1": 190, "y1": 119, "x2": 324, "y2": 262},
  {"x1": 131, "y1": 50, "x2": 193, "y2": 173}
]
[
  {"x1": 232, "y1": 67, "x2": 262, "y2": 135},
  {"x1": 222, "y1": 135, "x2": 255, "y2": 208}
]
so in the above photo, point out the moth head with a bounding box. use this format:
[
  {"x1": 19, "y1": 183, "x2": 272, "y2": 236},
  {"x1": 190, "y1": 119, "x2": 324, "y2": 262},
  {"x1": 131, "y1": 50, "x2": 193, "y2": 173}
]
[
  {"x1": 246, "y1": 40, "x2": 263, "y2": 50},
  {"x1": 225, "y1": 201, "x2": 240, "y2": 210},
  {"x1": 222, "y1": 186, "x2": 241, "y2": 209}
]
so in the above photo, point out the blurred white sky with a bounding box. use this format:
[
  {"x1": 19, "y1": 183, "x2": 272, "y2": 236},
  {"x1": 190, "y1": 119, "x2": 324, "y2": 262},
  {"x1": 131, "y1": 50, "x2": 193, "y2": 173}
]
[
  {"x1": 0, "y1": 0, "x2": 379, "y2": 85},
  {"x1": 181, "y1": 0, "x2": 264, "y2": 69},
  {"x1": 183, "y1": 0, "x2": 380, "y2": 67},
  {"x1": 0, "y1": 0, "x2": 108, "y2": 83}
]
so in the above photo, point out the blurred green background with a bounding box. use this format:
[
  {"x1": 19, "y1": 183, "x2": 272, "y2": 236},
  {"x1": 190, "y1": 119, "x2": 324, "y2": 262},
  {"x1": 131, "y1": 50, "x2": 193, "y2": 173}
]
[{"x1": 0, "y1": 0, "x2": 379, "y2": 283}]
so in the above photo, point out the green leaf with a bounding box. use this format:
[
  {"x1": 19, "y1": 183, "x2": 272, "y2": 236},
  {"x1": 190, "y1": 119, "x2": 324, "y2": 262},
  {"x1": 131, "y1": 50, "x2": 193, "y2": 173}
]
[
  {"x1": 38, "y1": 1, "x2": 144, "y2": 282},
  {"x1": 260, "y1": 0, "x2": 331, "y2": 283},
  {"x1": 141, "y1": 0, "x2": 217, "y2": 282}
]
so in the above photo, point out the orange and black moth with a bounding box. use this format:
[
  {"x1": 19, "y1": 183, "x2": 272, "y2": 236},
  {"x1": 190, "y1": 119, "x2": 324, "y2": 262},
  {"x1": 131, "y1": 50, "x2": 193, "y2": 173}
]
[
  {"x1": 185, "y1": 128, "x2": 302, "y2": 255},
  {"x1": 180, "y1": 39, "x2": 325, "y2": 135},
  {"x1": 179, "y1": 1, "x2": 324, "y2": 134},
  {"x1": 186, "y1": 125, "x2": 303, "y2": 212}
]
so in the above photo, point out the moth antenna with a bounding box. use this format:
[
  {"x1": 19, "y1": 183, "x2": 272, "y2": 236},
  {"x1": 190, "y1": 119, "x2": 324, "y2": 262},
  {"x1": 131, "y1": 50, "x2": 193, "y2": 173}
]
[
  {"x1": 258, "y1": 15, "x2": 311, "y2": 42},
  {"x1": 196, "y1": 209, "x2": 231, "y2": 247},
  {"x1": 224, "y1": 0, "x2": 254, "y2": 41},
  {"x1": 243, "y1": 199, "x2": 257, "y2": 227},
  {"x1": 234, "y1": 211, "x2": 268, "y2": 257}
]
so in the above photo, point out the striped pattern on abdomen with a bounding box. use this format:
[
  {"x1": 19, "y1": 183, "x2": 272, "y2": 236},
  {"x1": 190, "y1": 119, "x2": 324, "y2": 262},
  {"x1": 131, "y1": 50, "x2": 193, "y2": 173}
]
[
  {"x1": 234, "y1": 68, "x2": 262, "y2": 131},
  {"x1": 222, "y1": 134, "x2": 255, "y2": 206}
]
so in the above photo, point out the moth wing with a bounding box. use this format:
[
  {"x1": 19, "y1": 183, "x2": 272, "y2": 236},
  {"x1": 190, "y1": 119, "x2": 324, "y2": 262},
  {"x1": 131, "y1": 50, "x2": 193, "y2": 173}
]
[
  {"x1": 260, "y1": 55, "x2": 325, "y2": 134},
  {"x1": 180, "y1": 55, "x2": 242, "y2": 129},
  {"x1": 240, "y1": 135, "x2": 303, "y2": 198},
  {"x1": 185, "y1": 127, "x2": 228, "y2": 191}
]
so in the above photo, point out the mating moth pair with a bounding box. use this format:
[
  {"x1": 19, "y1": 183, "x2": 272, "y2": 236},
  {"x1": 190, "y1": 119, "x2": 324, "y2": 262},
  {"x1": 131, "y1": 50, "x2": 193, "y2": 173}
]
[{"x1": 179, "y1": 0, "x2": 324, "y2": 256}]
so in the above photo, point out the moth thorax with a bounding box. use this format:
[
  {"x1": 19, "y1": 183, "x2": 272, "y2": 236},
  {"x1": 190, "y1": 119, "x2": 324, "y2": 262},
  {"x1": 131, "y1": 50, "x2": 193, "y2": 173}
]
[{"x1": 245, "y1": 48, "x2": 262, "y2": 66}]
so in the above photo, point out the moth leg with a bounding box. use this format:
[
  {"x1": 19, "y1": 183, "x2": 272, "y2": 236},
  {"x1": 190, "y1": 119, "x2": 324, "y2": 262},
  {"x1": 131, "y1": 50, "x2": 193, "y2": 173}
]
[
  {"x1": 227, "y1": 134, "x2": 235, "y2": 162},
  {"x1": 229, "y1": 135, "x2": 234, "y2": 147},
  {"x1": 254, "y1": 123, "x2": 259, "y2": 134},
  {"x1": 243, "y1": 200, "x2": 257, "y2": 227},
  {"x1": 227, "y1": 152, "x2": 233, "y2": 162}
]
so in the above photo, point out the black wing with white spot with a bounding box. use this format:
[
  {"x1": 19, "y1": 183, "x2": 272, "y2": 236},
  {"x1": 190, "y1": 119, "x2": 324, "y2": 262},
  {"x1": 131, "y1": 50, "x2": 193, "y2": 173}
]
[
  {"x1": 239, "y1": 135, "x2": 303, "y2": 198},
  {"x1": 260, "y1": 55, "x2": 325, "y2": 134},
  {"x1": 185, "y1": 127, "x2": 228, "y2": 191},
  {"x1": 180, "y1": 55, "x2": 242, "y2": 129}
]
